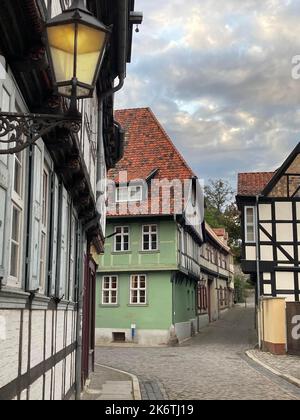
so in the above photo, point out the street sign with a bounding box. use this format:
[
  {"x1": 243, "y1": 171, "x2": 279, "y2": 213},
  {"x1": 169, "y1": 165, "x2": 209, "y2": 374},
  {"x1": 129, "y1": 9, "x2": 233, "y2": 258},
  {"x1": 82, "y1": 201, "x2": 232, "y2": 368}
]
[{"x1": 286, "y1": 302, "x2": 300, "y2": 355}]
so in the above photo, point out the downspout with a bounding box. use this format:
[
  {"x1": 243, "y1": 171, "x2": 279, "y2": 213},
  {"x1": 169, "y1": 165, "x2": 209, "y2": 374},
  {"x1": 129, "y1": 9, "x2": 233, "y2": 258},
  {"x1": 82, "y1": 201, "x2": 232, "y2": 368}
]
[
  {"x1": 172, "y1": 215, "x2": 178, "y2": 337},
  {"x1": 255, "y1": 194, "x2": 263, "y2": 349},
  {"x1": 75, "y1": 225, "x2": 84, "y2": 400}
]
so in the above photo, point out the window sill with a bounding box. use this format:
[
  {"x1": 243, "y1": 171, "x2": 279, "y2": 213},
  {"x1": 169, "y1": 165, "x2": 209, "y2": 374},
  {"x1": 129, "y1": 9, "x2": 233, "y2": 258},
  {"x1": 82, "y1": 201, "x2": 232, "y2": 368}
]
[
  {"x1": 99, "y1": 304, "x2": 120, "y2": 308},
  {"x1": 111, "y1": 251, "x2": 132, "y2": 255},
  {"x1": 0, "y1": 288, "x2": 76, "y2": 310},
  {"x1": 0, "y1": 287, "x2": 30, "y2": 309},
  {"x1": 127, "y1": 304, "x2": 149, "y2": 307},
  {"x1": 139, "y1": 250, "x2": 160, "y2": 254}
]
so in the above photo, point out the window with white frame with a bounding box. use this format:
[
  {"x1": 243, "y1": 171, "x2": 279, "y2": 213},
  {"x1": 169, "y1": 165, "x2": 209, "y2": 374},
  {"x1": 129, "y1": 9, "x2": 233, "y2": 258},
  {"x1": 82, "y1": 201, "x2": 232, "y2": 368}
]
[
  {"x1": 130, "y1": 275, "x2": 147, "y2": 304},
  {"x1": 114, "y1": 226, "x2": 130, "y2": 252},
  {"x1": 39, "y1": 164, "x2": 50, "y2": 293},
  {"x1": 9, "y1": 148, "x2": 25, "y2": 286},
  {"x1": 245, "y1": 206, "x2": 256, "y2": 243},
  {"x1": 58, "y1": 186, "x2": 70, "y2": 298},
  {"x1": 102, "y1": 276, "x2": 118, "y2": 304},
  {"x1": 13, "y1": 151, "x2": 23, "y2": 198},
  {"x1": 142, "y1": 225, "x2": 158, "y2": 251},
  {"x1": 116, "y1": 185, "x2": 142, "y2": 203},
  {"x1": 9, "y1": 205, "x2": 22, "y2": 281},
  {"x1": 68, "y1": 214, "x2": 77, "y2": 301}
]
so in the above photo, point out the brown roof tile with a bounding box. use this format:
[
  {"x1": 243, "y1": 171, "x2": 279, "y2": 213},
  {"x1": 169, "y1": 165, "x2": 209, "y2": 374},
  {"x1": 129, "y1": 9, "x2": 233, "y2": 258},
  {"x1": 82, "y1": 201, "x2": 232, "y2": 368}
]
[
  {"x1": 111, "y1": 108, "x2": 195, "y2": 182},
  {"x1": 237, "y1": 172, "x2": 274, "y2": 196},
  {"x1": 107, "y1": 108, "x2": 196, "y2": 217}
]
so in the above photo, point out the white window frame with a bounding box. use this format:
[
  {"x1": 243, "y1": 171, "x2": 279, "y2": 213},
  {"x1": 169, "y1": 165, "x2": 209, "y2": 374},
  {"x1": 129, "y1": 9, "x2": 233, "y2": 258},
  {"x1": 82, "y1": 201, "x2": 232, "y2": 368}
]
[
  {"x1": 7, "y1": 101, "x2": 26, "y2": 288},
  {"x1": 115, "y1": 185, "x2": 142, "y2": 203},
  {"x1": 39, "y1": 162, "x2": 50, "y2": 294},
  {"x1": 245, "y1": 206, "x2": 256, "y2": 243},
  {"x1": 142, "y1": 224, "x2": 158, "y2": 251},
  {"x1": 12, "y1": 150, "x2": 24, "y2": 201},
  {"x1": 130, "y1": 274, "x2": 147, "y2": 305},
  {"x1": 68, "y1": 212, "x2": 77, "y2": 302},
  {"x1": 8, "y1": 204, "x2": 23, "y2": 286},
  {"x1": 58, "y1": 186, "x2": 71, "y2": 298},
  {"x1": 114, "y1": 226, "x2": 130, "y2": 252},
  {"x1": 102, "y1": 275, "x2": 118, "y2": 305}
]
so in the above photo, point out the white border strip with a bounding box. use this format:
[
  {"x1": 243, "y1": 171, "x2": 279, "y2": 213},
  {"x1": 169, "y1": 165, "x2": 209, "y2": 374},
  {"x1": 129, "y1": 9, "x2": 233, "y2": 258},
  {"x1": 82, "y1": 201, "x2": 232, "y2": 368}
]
[
  {"x1": 95, "y1": 363, "x2": 142, "y2": 400},
  {"x1": 246, "y1": 351, "x2": 300, "y2": 388}
]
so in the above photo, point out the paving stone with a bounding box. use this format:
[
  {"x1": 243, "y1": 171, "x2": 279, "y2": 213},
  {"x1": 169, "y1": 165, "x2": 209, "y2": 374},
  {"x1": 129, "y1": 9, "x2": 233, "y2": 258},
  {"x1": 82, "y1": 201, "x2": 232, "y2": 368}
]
[
  {"x1": 248, "y1": 350, "x2": 300, "y2": 381},
  {"x1": 95, "y1": 306, "x2": 300, "y2": 400},
  {"x1": 82, "y1": 365, "x2": 134, "y2": 401},
  {"x1": 97, "y1": 395, "x2": 133, "y2": 400}
]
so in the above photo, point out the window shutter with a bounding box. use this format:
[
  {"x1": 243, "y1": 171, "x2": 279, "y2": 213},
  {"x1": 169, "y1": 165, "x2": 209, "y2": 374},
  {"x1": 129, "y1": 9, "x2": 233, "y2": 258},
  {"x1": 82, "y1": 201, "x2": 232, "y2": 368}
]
[
  {"x1": 0, "y1": 157, "x2": 11, "y2": 286},
  {"x1": 49, "y1": 174, "x2": 59, "y2": 296},
  {"x1": 27, "y1": 141, "x2": 43, "y2": 292},
  {"x1": 0, "y1": 186, "x2": 8, "y2": 284},
  {"x1": 0, "y1": 83, "x2": 12, "y2": 284},
  {"x1": 57, "y1": 186, "x2": 69, "y2": 298}
]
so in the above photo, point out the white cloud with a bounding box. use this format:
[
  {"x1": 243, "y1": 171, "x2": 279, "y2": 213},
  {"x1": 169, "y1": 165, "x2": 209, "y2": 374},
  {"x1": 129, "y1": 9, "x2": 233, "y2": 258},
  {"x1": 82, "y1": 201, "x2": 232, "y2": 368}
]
[{"x1": 115, "y1": 0, "x2": 300, "y2": 188}]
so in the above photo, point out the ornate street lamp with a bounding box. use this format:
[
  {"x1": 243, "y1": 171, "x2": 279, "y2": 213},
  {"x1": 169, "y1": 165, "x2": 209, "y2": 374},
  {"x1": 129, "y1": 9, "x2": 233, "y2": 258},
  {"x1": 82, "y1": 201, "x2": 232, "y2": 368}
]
[
  {"x1": 46, "y1": 0, "x2": 111, "y2": 105},
  {"x1": 0, "y1": 0, "x2": 111, "y2": 154}
]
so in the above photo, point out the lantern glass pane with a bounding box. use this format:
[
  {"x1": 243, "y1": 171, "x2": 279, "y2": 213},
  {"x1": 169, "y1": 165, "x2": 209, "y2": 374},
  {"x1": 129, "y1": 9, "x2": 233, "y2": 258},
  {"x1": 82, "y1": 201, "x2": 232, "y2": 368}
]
[
  {"x1": 58, "y1": 85, "x2": 90, "y2": 97},
  {"x1": 76, "y1": 24, "x2": 106, "y2": 85},
  {"x1": 47, "y1": 24, "x2": 76, "y2": 83}
]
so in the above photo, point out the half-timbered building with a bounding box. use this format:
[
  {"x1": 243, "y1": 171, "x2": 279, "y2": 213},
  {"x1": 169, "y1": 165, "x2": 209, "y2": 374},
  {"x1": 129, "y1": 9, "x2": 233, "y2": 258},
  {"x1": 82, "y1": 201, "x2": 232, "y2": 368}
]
[
  {"x1": 198, "y1": 224, "x2": 235, "y2": 327},
  {"x1": 237, "y1": 143, "x2": 300, "y2": 303},
  {"x1": 0, "y1": 0, "x2": 140, "y2": 400},
  {"x1": 95, "y1": 108, "x2": 205, "y2": 346}
]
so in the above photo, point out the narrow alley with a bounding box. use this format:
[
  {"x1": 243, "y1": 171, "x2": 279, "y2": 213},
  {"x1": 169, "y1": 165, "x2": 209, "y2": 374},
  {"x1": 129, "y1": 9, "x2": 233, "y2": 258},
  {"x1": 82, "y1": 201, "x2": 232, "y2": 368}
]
[{"x1": 96, "y1": 306, "x2": 300, "y2": 400}]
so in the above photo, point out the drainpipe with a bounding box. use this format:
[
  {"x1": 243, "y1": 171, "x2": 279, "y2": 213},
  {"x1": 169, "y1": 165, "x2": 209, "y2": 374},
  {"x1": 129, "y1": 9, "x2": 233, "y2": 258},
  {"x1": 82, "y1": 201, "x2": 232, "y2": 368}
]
[
  {"x1": 75, "y1": 225, "x2": 84, "y2": 400},
  {"x1": 172, "y1": 274, "x2": 175, "y2": 326},
  {"x1": 255, "y1": 194, "x2": 262, "y2": 349}
]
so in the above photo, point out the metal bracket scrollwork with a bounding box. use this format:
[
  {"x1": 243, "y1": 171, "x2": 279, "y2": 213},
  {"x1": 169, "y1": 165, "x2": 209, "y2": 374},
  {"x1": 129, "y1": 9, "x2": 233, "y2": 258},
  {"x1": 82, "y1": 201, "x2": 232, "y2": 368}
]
[{"x1": 0, "y1": 112, "x2": 82, "y2": 154}]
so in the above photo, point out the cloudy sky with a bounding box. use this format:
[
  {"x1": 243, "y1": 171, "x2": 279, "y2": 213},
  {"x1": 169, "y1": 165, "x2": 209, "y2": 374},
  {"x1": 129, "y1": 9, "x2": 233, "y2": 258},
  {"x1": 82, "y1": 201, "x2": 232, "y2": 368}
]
[{"x1": 115, "y1": 0, "x2": 300, "y2": 190}]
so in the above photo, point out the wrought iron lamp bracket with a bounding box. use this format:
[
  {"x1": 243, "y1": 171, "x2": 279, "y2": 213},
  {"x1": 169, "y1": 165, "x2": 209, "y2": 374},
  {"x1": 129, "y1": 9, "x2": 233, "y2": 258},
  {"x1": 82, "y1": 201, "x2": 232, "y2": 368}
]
[{"x1": 0, "y1": 112, "x2": 82, "y2": 155}]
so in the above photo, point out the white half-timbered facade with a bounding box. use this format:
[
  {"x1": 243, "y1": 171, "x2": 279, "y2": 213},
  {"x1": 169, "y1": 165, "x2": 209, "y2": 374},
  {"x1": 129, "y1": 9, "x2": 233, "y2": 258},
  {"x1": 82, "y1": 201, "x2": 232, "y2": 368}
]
[
  {"x1": 237, "y1": 143, "x2": 300, "y2": 303},
  {"x1": 198, "y1": 225, "x2": 235, "y2": 326},
  {"x1": 0, "y1": 0, "x2": 139, "y2": 400}
]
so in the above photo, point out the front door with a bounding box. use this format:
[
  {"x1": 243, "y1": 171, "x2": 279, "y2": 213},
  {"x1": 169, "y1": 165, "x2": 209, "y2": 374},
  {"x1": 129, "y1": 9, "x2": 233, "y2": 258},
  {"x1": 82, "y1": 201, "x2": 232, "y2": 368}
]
[{"x1": 81, "y1": 254, "x2": 97, "y2": 387}]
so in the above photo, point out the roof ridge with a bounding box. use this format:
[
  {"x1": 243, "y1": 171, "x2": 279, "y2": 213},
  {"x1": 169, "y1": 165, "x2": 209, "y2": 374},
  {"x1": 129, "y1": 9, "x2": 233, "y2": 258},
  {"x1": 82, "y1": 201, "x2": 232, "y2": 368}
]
[
  {"x1": 238, "y1": 171, "x2": 274, "y2": 175},
  {"x1": 115, "y1": 107, "x2": 151, "y2": 113}
]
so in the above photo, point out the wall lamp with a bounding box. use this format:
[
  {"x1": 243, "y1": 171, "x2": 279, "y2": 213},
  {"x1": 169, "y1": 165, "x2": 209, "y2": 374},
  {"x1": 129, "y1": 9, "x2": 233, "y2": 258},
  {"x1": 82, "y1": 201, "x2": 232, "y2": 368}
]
[{"x1": 0, "y1": 0, "x2": 111, "y2": 155}]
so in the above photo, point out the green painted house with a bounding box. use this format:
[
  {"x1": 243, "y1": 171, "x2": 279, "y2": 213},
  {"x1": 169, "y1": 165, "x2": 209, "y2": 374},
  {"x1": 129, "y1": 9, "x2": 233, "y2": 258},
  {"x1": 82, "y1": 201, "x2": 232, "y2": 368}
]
[{"x1": 94, "y1": 108, "x2": 205, "y2": 345}]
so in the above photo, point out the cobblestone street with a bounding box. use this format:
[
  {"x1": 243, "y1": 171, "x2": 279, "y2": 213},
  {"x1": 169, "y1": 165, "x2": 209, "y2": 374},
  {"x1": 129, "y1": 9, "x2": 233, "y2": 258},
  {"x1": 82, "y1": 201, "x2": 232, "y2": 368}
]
[{"x1": 95, "y1": 306, "x2": 300, "y2": 400}]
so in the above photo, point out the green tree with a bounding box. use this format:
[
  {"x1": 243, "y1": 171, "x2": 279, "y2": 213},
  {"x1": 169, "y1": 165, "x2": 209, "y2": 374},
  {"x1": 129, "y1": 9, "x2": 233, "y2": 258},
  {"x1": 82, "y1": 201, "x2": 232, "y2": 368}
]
[
  {"x1": 234, "y1": 275, "x2": 254, "y2": 303},
  {"x1": 204, "y1": 179, "x2": 241, "y2": 261},
  {"x1": 204, "y1": 179, "x2": 234, "y2": 212}
]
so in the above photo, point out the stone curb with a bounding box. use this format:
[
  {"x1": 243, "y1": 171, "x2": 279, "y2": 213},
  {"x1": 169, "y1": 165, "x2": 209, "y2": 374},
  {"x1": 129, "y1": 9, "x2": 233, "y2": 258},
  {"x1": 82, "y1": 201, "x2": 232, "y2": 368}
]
[
  {"x1": 245, "y1": 350, "x2": 300, "y2": 389},
  {"x1": 95, "y1": 363, "x2": 142, "y2": 400}
]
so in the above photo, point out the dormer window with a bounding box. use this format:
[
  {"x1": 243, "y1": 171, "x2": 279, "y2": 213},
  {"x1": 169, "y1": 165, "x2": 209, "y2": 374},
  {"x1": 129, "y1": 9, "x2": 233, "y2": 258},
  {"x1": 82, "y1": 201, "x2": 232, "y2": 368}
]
[{"x1": 116, "y1": 185, "x2": 142, "y2": 203}]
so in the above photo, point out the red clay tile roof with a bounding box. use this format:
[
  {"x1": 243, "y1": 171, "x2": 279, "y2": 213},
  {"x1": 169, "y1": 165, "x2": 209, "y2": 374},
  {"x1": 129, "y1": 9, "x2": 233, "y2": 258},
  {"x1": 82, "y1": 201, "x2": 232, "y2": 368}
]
[
  {"x1": 213, "y1": 228, "x2": 226, "y2": 237},
  {"x1": 237, "y1": 172, "x2": 274, "y2": 196},
  {"x1": 205, "y1": 224, "x2": 230, "y2": 253},
  {"x1": 107, "y1": 108, "x2": 196, "y2": 217},
  {"x1": 111, "y1": 108, "x2": 195, "y2": 182}
]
